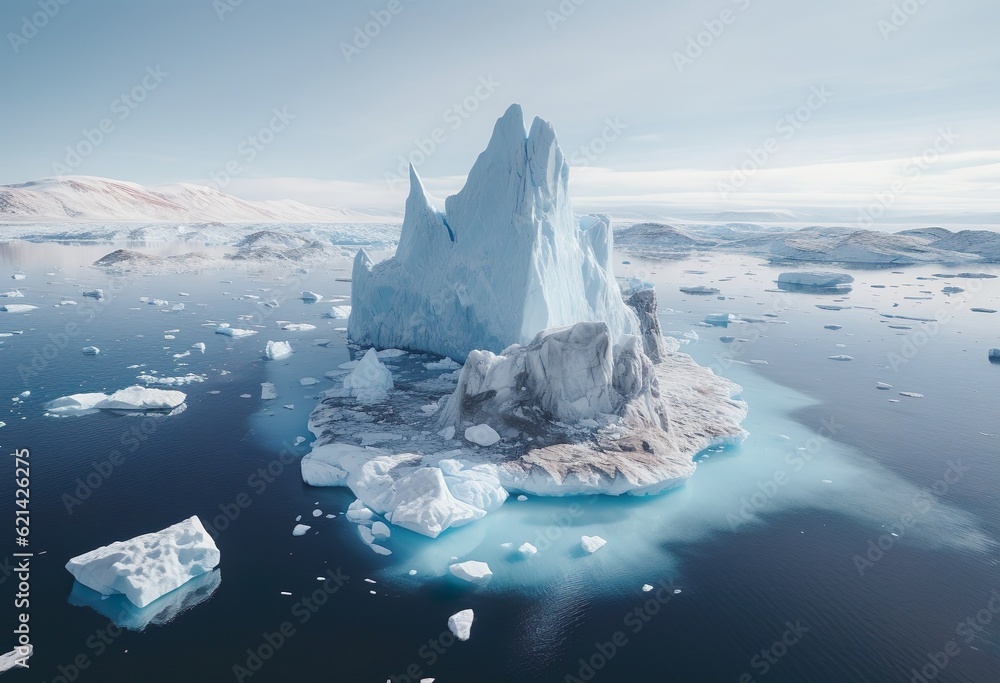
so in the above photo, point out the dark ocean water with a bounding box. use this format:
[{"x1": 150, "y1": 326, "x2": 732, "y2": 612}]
[{"x1": 0, "y1": 241, "x2": 997, "y2": 682}]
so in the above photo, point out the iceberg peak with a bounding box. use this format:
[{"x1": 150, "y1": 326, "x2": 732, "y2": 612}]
[{"x1": 349, "y1": 104, "x2": 638, "y2": 361}]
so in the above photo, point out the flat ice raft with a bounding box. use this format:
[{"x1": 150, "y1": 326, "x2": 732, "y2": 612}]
[
  {"x1": 776, "y1": 271, "x2": 854, "y2": 290},
  {"x1": 65, "y1": 516, "x2": 220, "y2": 608},
  {"x1": 46, "y1": 386, "x2": 187, "y2": 415}
]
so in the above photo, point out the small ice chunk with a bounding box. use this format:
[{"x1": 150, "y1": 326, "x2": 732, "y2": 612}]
[
  {"x1": 371, "y1": 521, "x2": 391, "y2": 539},
  {"x1": 283, "y1": 323, "x2": 317, "y2": 331},
  {"x1": 824, "y1": 324, "x2": 843, "y2": 331},
  {"x1": 265, "y1": 340, "x2": 293, "y2": 360},
  {"x1": 899, "y1": 392, "x2": 924, "y2": 398},
  {"x1": 0, "y1": 305, "x2": 37, "y2": 313},
  {"x1": 581, "y1": 535, "x2": 607, "y2": 554},
  {"x1": 82, "y1": 346, "x2": 101, "y2": 355},
  {"x1": 464, "y1": 424, "x2": 500, "y2": 447},
  {"x1": 192, "y1": 342, "x2": 206, "y2": 352},
  {"x1": 261, "y1": 383, "x2": 278, "y2": 400},
  {"x1": 312, "y1": 509, "x2": 322, "y2": 518},
  {"x1": 342, "y1": 348, "x2": 393, "y2": 401},
  {"x1": 346, "y1": 500, "x2": 376, "y2": 524},
  {"x1": 517, "y1": 495, "x2": 528, "y2": 502},
  {"x1": 449, "y1": 561, "x2": 493, "y2": 583},
  {"x1": 299, "y1": 377, "x2": 320, "y2": 386},
  {"x1": 437, "y1": 425, "x2": 455, "y2": 440},
  {"x1": 215, "y1": 326, "x2": 257, "y2": 338},
  {"x1": 518, "y1": 542, "x2": 537, "y2": 556},
  {"x1": 301, "y1": 291, "x2": 323, "y2": 302},
  {"x1": 827, "y1": 355, "x2": 854, "y2": 361},
  {"x1": 292, "y1": 524, "x2": 311, "y2": 536},
  {"x1": 448, "y1": 609, "x2": 474, "y2": 641},
  {"x1": 876, "y1": 382, "x2": 892, "y2": 390},
  {"x1": 325, "y1": 305, "x2": 352, "y2": 319},
  {"x1": 642, "y1": 584, "x2": 653, "y2": 592}
]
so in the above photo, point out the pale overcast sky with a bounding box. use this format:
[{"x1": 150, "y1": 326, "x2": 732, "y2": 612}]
[{"x1": 1, "y1": 0, "x2": 997, "y2": 222}]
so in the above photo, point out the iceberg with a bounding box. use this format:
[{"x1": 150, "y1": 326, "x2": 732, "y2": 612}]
[
  {"x1": 95, "y1": 386, "x2": 186, "y2": 412},
  {"x1": 448, "y1": 609, "x2": 475, "y2": 641},
  {"x1": 349, "y1": 104, "x2": 638, "y2": 362},
  {"x1": 300, "y1": 104, "x2": 747, "y2": 540},
  {"x1": 342, "y1": 348, "x2": 393, "y2": 402},
  {"x1": 776, "y1": 271, "x2": 854, "y2": 291},
  {"x1": 65, "y1": 516, "x2": 220, "y2": 608},
  {"x1": 301, "y1": 445, "x2": 507, "y2": 537},
  {"x1": 265, "y1": 340, "x2": 293, "y2": 360},
  {"x1": 0, "y1": 645, "x2": 31, "y2": 672},
  {"x1": 449, "y1": 560, "x2": 493, "y2": 583},
  {"x1": 215, "y1": 326, "x2": 257, "y2": 338}
]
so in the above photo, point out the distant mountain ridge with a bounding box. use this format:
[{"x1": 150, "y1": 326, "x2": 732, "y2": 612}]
[{"x1": 0, "y1": 175, "x2": 393, "y2": 223}]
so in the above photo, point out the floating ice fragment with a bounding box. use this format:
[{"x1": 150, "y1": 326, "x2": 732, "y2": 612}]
[
  {"x1": 292, "y1": 524, "x2": 311, "y2": 536},
  {"x1": 265, "y1": 340, "x2": 293, "y2": 360},
  {"x1": 65, "y1": 516, "x2": 219, "y2": 609},
  {"x1": 464, "y1": 424, "x2": 500, "y2": 447},
  {"x1": 448, "y1": 609, "x2": 474, "y2": 641},
  {"x1": 581, "y1": 535, "x2": 607, "y2": 554},
  {"x1": 449, "y1": 561, "x2": 492, "y2": 583}
]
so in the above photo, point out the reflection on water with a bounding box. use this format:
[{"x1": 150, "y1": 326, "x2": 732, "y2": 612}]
[{"x1": 67, "y1": 569, "x2": 222, "y2": 631}]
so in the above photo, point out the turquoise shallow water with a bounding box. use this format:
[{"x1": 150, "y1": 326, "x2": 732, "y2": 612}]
[{"x1": 0, "y1": 241, "x2": 997, "y2": 682}]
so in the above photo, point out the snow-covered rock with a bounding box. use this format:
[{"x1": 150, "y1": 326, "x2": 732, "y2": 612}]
[
  {"x1": 449, "y1": 560, "x2": 492, "y2": 583},
  {"x1": 65, "y1": 516, "x2": 220, "y2": 609},
  {"x1": 349, "y1": 104, "x2": 638, "y2": 361},
  {"x1": 448, "y1": 609, "x2": 475, "y2": 641},
  {"x1": 95, "y1": 386, "x2": 186, "y2": 412},
  {"x1": 581, "y1": 535, "x2": 607, "y2": 553},
  {"x1": 265, "y1": 340, "x2": 293, "y2": 360}
]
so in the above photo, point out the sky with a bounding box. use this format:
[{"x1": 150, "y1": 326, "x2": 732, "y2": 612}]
[{"x1": 1, "y1": 0, "x2": 998, "y2": 224}]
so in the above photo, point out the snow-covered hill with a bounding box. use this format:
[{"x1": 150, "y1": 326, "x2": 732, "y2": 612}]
[{"x1": 0, "y1": 176, "x2": 392, "y2": 224}]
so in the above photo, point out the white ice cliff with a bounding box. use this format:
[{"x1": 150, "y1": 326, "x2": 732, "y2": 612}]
[{"x1": 348, "y1": 103, "x2": 638, "y2": 362}]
